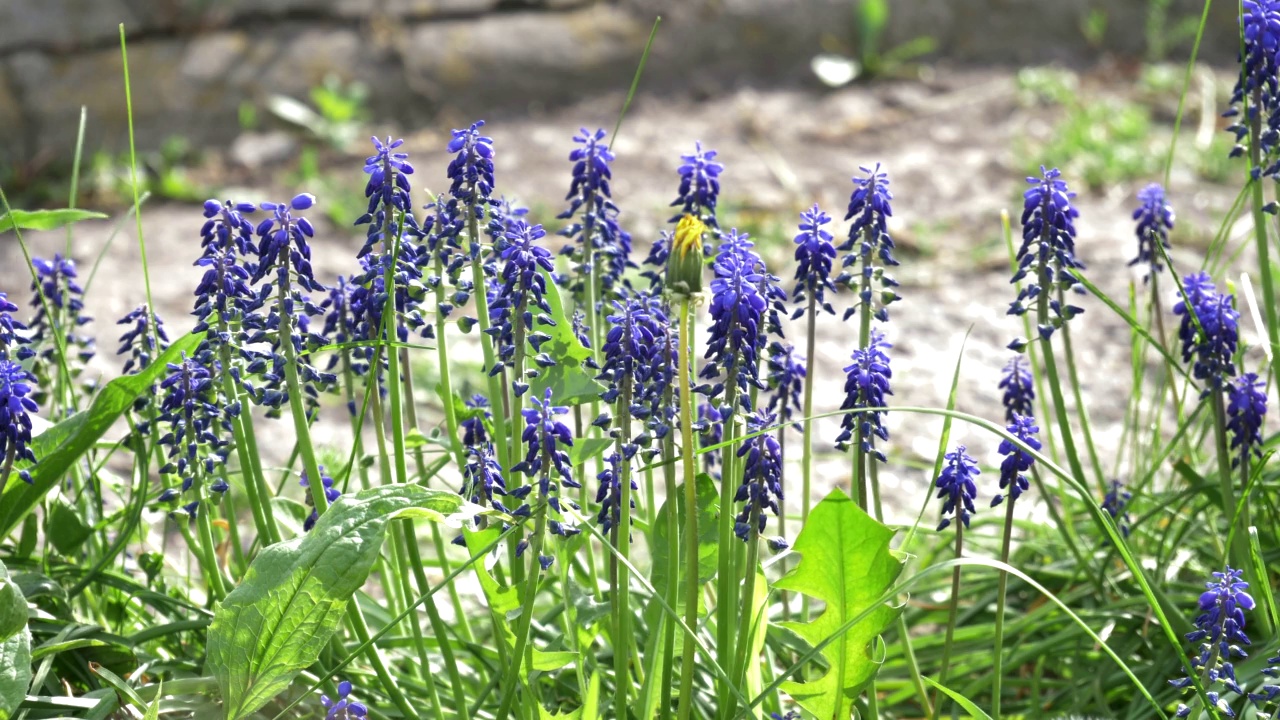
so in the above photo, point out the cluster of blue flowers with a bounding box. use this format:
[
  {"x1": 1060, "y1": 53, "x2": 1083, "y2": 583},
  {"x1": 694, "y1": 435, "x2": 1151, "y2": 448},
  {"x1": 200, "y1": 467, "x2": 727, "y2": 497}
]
[
  {"x1": 1227, "y1": 373, "x2": 1269, "y2": 466},
  {"x1": 835, "y1": 330, "x2": 892, "y2": 461},
  {"x1": 0, "y1": 359, "x2": 38, "y2": 484},
  {"x1": 511, "y1": 389, "x2": 582, "y2": 569},
  {"x1": 1174, "y1": 272, "x2": 1239, "y2": 393},
  {"x1": 598, "y1": 294, "x2": 671, "y2": 453},
  {"x1": 733, "y1": 410, "x2": 786, "y2": 547},
  {"x1": 934, "y1": 445, "x2": 980, "y2": 532},
  {"x1": 1130, "y1": 183, "x2": 1175, "y2": 281},
  {"x1": 488, "y1": 221, "x2": 557, "y2": 395},
  {"x1": 1101, "y1": 480, "x2": 1133, "y2": 538},
  {"x1": 155, "y1": 354, "x2": 235, "y2": 515},
  {"x1": 559, "y1": 127, "x2": 633, "y2": 303},
  {"x1": 299, "y1": 467, "x2": 341, "y2": 532},
  {"x1": 670, "y1": 142, "x2": 724, "y2": 228},
  {"x1": 1008, "y1": 166, "x2": 1085, "y2": 349},
  {"x1": 0, "y1": 292, "x2": 34, "y2": 361},
  {"x1": 991, "y1": 415, "x2": 1040, "y2": 508},
  {"x1": 1226, "y1": 1, "x2": 1280, "y2": 175},
  {"x1": 29, "y1": 254, "x2": 95, "y2": 380},
  {"x1": 766, "y1": 341, "x2": 805, "y2": 432},
  {"x1": 791, "y1": 204, "x2": 838, "y2": 319},
  {"x1": 1170, "y1": 568, "x2": 1257, "y2": 717},
  {"x1": 838, "y1": 164, "x2": 901, "y2": 323}
]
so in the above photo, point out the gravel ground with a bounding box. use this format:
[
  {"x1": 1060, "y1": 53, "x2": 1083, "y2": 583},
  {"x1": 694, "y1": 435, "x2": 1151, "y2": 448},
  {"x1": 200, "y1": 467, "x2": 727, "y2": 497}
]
[{"x1": 2, "y1": 64, "x2": 1258, "y2": 529}]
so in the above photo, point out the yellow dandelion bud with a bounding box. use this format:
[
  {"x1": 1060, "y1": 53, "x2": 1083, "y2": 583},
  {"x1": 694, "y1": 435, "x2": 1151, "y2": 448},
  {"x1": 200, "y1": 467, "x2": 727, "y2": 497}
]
[{"x1": 667, "y1": 214, "x2": 707, "y2": 296}]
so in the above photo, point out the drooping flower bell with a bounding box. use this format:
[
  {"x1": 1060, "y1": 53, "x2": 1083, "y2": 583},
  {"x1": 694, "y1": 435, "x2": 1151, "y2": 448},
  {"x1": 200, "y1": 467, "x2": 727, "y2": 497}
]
[
  {"x1": 460, "y1": 394, "x2": 493, "y2": 449},
  {"x1": 1227, "y1": 372, "x2": 1268, "y2": 467},
  {"x1": 0, "y1": 292, "x2": 34, "y2": 361},
  {"x1": 0, "y1": 359, "x2": 38, "y2": 483},
  {"x1": 1173, "y1": 272, "x2": 1239, "y2": 393},
  {"x1": 991, "y1": 414, "x2": 1040, "y2": 508},
  {"x1": 1130, "y1": 183, "x2": 1174, "y2": 282},
  {"x1": 999, "y1": 355, "x2": 1035, "y2": 423},
  {"x1": 791, "y1": 204, "x2": 837, "y2": 319},
  {"x1": 766, "y1": 341, "x2": 805, "y2": 432},
  {"x1": 935, "y1": 445, "x2": 980, "y2": 531},
  {"x1": 1008, "y1": 167, "x2": 1085, "y2": 349},
  {"x1": 733, "y1": 409, "x2": 785, "y2": 542},
  {"x1": 835, "y1": 330, "x2": 892, "y2": 461},
  {"x1": 1225, "y1": 1, "x2": 1280, "y2": 176},
  {"x1": 837, "y1": 164, "x2": 901, "y2": 323},
  {"x1": 320, "y1": 680, "x2": 368, "y2": 720},
  {"x1": 1170, "y1": 567, "x2": 1255, "y2": 718},
  {"x1": 116, "y1": 305, "x2": 170, "y2": 376}
]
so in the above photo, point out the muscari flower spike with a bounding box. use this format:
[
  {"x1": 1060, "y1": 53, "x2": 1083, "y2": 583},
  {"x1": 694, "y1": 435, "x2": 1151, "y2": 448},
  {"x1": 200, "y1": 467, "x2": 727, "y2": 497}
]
[
  {"x1": 0, "y1": 292, "x2": 34, "y2": 361},
  {"x1": 1130, "y1": 183, "x2": 1175, "y2": 281},
  {"x1": 511, "y1": 388, "x2": 582, "y2": 569},
  {"x1": 320, "y1": 680, "x2": 368, "y2": 720},
  {"x1": 701, "y1": 230, "x2": 782, "y2": 413},
  {"x1": 461, "y1": 394, "x2": 493, "y2": 448},
  {"x1": 596, "y1": 451, "x2": 637, "y2": 535},
  {"x1": 999, "y1": 355, "x2": 1036, "y2": 423},
  {"x1": 156, "y1": 353, "x2": 235, "y2": 507},
  {"x1": 460, "y1": 443, "x2": 509, "y2": 513},
  {"x1": 766, "y1": 341, "x2": 805, "y2": 432},
  {"x1": 1227, "y1": 372, "x2": 1268, "y2": 467},
  {"x1": 116, "y1": 305, "x2": 170, "y2": 376},
  {"x1": 558, "y1": 128, "x2": 634, "y2": 303},
  {"x1": 0, "y1": 359, "x2": 38, "y2": 483},
  {"x1": 991, "y1": 414, "x2": 1041, "y2": 508},
  {"x1": 837, "y1": 164, "x2": 901, "y2": 322},
  {"x1": 299, "y1": 466, "x2": 341, "y2": 532},
  {"x1": 1225, "y1": 1, "x2": 1280, "y2": 178},
  {"x1": 733, "y1": 409, "x2": 786, "y2": 545},
  {"x1": 791, "y1": 204, "x2": 838, "y2": 319},
  {"x1": 1173, "y1": 272, "x2": 1239, "y2": 393},
  {"x1": 487, "y1": 220, "x2": 556, "y2": 394},
  {"x1": 935, "y1": 445, "x2": 980, "y2": 531},
  {"x1": 598, "y1": 294, "x2": 670, "y2": 440},
  {"x1": 1170, "y1": 567, "x2": 1255, "y2": 718},
  {"x1": 1008, "y1": 167, "x2": 1085, "y2": 350},
  {"x1": 1101, "y1": 479, "x2": 1133, "y2": 538},
  {"x1": 29, "y1": 254, "x2": 95, "y2": 368},
  {"x1": 697, "y1": 400, "x2": 724, "y2": 475},
  {"x1": 670, "y1": 142, "x2": 724, "y2": 227},
  {"x1": 835, "y1": 330, "x2": 892, "y2": 461},
  {"x1": 193, "y1": 199, "x2": 263, "y2": 354},
  {"x1": 355, "y1": 136, "x2": 418, "y2": 258}
]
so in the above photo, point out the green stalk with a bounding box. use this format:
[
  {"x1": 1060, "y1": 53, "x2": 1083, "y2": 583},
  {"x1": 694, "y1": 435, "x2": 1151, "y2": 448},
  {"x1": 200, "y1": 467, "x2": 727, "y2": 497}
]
[
  {"x1": 675, "y1": 298, "x2": 701, "y2": 720},
  {"x1": 853, "y1": 261, "x2": 874, "y2": 512},
  {"x1": 714, "y1": 368, "x2": 741, "y2": 709},
  {"x1": 659, "y1": 347, "x2": 681, "y2": 719},
  {"x1": 1056, "y1": 303, "x2": 1105, "y2": 490},
  {"x1": 277, "y1": 273, "x2": 326, "y2": 514},
  {"x1": 991, "y1": 495, "x2": 1018, "y2": 719},
  {"x1": 467, "y1": 214, "x2": 512, "y2": 473},
  {"x1": 730, "y1": 505, "x2": 762, "y2": 706},
  {"x1": 495, "y1": 502, "x2": 548, "y2": 720},
  {"x1": 402, "y1": 527, "x2": 470, "y2": 713},
  {"x1": 612, "y1": 375, "x2": 636, "y2": 717},
  {"x1": 345, "y1": 601, "x2": 419, "y2": 720},
  {"x1": 1034, "y1": 268, "x2": 1088, "y2": 489},
  {"x1": 799, "y1": 293, "x2": 817, "y2": 622},
  {"x1": 573, "y1": 407, "x2": 603, "y2": 596},
  {"x1": 1210, "y1": 390, "x2": 1251, "y2": 568},
  {"x1": 931, "y1": 520, "x2": 964, "y2": 719},
  {"x1": 894, "y1": 614, "x2": 933, "y2": 718},
  {"x1": 1247, "y1": 88, "x2": 1280, "y2": 401},
  {"x1": 218, "y1": 328, "x2": 280, "y2": 546},
  {"x1": 390, "y1": 524, "x2": 446, "y2": 720}
]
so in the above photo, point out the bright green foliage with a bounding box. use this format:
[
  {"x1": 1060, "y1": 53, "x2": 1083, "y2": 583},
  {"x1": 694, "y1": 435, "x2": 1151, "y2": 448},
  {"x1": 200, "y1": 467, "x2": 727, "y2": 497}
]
[
  {"x1": 0, "y1": 208, "x2": 107, "y2": 233},
  {"x1": 0, "y1": 560, "x2": 29, "y2": 720},
  {"x1": 0, "y1": 332, "x2": 203, "y2": 538},
  {"x1": 529, "y1": 270, "x2": 605, "y2": 405},
  {"x1": 777, "y1": 488, "x2": 904, "y2": 720},
  {"x1": 205, "y1": 485, "x2": 471, "y2": 720}
]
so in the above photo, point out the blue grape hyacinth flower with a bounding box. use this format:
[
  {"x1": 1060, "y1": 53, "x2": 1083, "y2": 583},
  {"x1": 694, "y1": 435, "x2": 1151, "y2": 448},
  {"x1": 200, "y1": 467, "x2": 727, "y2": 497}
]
[
  {"x1": 29, "y1": 254, "x2": 95, "y2": 366},
  {"x1": 670, "y1": 142, "x2": 724, "y2": 226},
  {"x1": 156, "y1": 353, "x2": 234, "y2": 500},
  {"x1": 1227, "y1": 372, "x2": 1268, "y2": 466},
  {"x1": 991, "y1": 414, "x2": 1041, "y2": 508},
  {"x1": 1102, "y1": 480, "x2": 1133, "y2": 538},
  {"x1": 766, "y1": 341, "x2": 805, "y2": 432},
  {"x1": 299, "y1": 467, "x2": 341, "y2": 532},
  {"x1": 999, "y1": 355, "x2": 1036, "y2": 423},
  {"x1": 0, "y1": 358, "x2": 39, "y2": 483},
  {"x1": 702, "y1": 230, "x2": 778, "y2": 412},
  {"x1": 596, "y1": 451, "x2": 637, "y2": 535},
  {"x1": 1173, "y1": 272, "x2": 1239, "y2": 392},
  {"x1": 1130, "y1": 183, "x2": 1175, "y2": 282},
  {"x1": 116, "y1": 305, "x2": 170, "y2": 376},
  {"x1": 487, "y1": 220, "x2": 556, "y2": 392},
  {"x1": 558, "y1": 128, "x2": 633, "y2": 302},
  {"x1": 835, "y1": 330, "x2": 892, "y2": 461},
  {"x1": 320, "y1": 680, "x2": 368, "y2": 720},
  {"x1": 1225, "y1": 1, "x2": 1280, "y2": 176},
  {"x1": 511, "y1": 389, "x2": 582, "y2": 569},
  {"x1": 0, "y1": 292, "x2": 34, "y2": 361},
  {"x1": 935, "y1": 445, "x2": 980, "y2": 531},
  {"x1": 837, "y1": 164, "x2": 901, "y2": 322},
  {"x1": 599, "y1": 294, "x2": 670, "y2": 440},
  {"x1": 1008, "y1": 167, "x2": 1085, "y2": 349},
  {"x1": 460, "y1": 394, "x2": 493, "y2": 449},
  {"x1": 1170, "y1": 567, "x2": 1255, "y2": 718},
  {"x1": 355, "y1": 136, "x2": 418, "y2": 258},
  {"x1": 447, "y1": 120, "x2": 496, "y2": 215},
  {"x1": 791, "y1": 204, "x2": 837, "y2": 319},
  {"x1": 460, "y1": 443, "x2": 509, "y2": 514},
  {"x1": 733, "y1": 409, "x2": 785, "y2": 542}
]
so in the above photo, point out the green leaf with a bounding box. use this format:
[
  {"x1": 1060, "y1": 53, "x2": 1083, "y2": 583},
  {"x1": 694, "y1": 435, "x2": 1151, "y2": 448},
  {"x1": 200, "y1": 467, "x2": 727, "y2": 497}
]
[
  {"x1": 569, "y1": 438, "x2": 612, "y2": 468},
  {"x1": 0, "y1": 560, "x2": 29, "y2": 720},
  {"x1": 205, "y1": 484, "x2": 472, "y2": 720},
  {"x1": 46, "y1": 499, "x2": 93, "y2": 555},
  {"x1": 0, "y1": 208, "x2": 108, "y2": 233},
  {"x1": 923, "y1": 677, "x2": 993, "y2": 719},
  {"x1": 0, "y1": 562, "x2": 25, "y2": 643},
  {"x1": 0, "y1": 332, "x2": 204, "y2": 539},
  {"x1": 528, "y1": 271, "x2": 605, "y2": 405},
  {"x1": 776, "y1": 488, "x2": 904, "y2": 720}
]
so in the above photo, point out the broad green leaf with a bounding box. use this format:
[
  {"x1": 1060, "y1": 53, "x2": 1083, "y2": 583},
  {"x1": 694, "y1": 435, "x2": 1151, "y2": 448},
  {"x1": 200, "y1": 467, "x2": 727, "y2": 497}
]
[
  {"x1": 205, "y1": 484, "x2": 472, "y2": 720},
  {"x1": 0, "y1": 560, "x2": 29, "y2": 720},
  {"x1": 0, "y1": 561, "x2": 25, "y2": 643},
  {"x1": 0, "y1": 332, "x2": 204, "y2": 539},
  {"x1": 47, "y1": 499, "x2": 93, "y2": 555},
  {"x1": 776, "y1": 488, "x2": 904, "y2": 720},
  {"x1": 923, "y1": 677, "x2": 993, "y2": 719},
  {"x1": 743, "y1": 566, "x2": 769, "y2": 702},
  {"x1": 0, "y1": 208, "x2": 107, "y2": 233},
  {"x1": 529, "y1": 270, "x2": 606, "y2": 405},
  {"x1": 569, "y1": 437, "x2": 612, "y2": 468}
]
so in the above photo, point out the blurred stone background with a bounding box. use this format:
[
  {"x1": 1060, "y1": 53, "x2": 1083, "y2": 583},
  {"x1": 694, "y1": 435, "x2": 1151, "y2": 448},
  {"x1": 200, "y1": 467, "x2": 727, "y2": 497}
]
[{"x1": 0, "y1": 0, "x2": 1240, "y2": 166}]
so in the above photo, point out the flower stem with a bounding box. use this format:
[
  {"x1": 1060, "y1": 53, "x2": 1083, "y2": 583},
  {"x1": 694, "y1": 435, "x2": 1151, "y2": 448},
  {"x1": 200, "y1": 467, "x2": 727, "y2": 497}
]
[
  {"x1": 676, "y1": 298, "x2": 701, "y2": 720},
  {"x1": 992, "y1": 495, "x2": 1018, "y2": 720},
  {"x1": 495, "y1": 502, "x2": 548, "y2": 720},
  {"x1": 799, "y1": 294, "x2": 817, "y2": 622},
  {"x1": 659, "y1": 332, "x2": 681, "y2": 718},
  {"x1": 613, "y1": 376, "x2": 635, "y2": 717},
  {"x1": 853, "y1": 261, "x2": 874, "y2": 512},
  {"x1": 932, "y1": 520, "x2": 964, "y2": 719},
  {"x1": 277, "y1": 275, "x2": 326, "y2": 515},
  {"x1": 715, "y1": 368, "x2": 741, "y2": 709},
  {"x1": 1248, "y1": 87, "x2": 1280, "y2": 409},
  {"x1": 468, "y1": 214, "x2": 512, "y2": 474}
]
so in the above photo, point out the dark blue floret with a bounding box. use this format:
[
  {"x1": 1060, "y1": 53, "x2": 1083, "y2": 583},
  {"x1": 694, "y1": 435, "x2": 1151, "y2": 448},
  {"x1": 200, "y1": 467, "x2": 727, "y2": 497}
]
[
  {"x1": 116, "y1": 305, "x2": 170, "y2": 376},
  {"x1": 1101, "y1": 480, "x2": 1133, "y2": 538},
  {"x1": 354, "y1": 136, "x2": 419, "y2": 258},
  {"x1": 791, "y1": 204, "x2": 838, "y2": 319},
  {"x1": 461, "y1": 394, "x2": 493, "y2": 449},
  {"x1": 320, "y1": 679, "x2": 368, "y2": 720},
  {"x1": 670, "y1": 142, "x2": 724, "y2": 226},
  {"x1": 460, "y1": 443, "x2": 509, "y2": 514},
  {"x1": 488, "y1": 220, "x2": 555, "y2": 379},
  {"x1": 837, "y1": 164, "x2": 901, "y2": 322},
  {"x1": 156, "y1": 353, "x2": 234, "y2": 502},
  {"x1": 766, "y1": 341, "x2": 805, "y2": 432},
  {"x1": 1170, "y1": 567, "x2": 1255, "y2": 718},
  {"x1": 599, "y1": 294, "x2": 670, "y2": 438},
  {"x1": 934, "y1": 445, "x2": 980, "y2": 531},
  {"x1": 991, "y1": 414, "x2": 1040, "y2": 507},
  {"x1": 835, "y1": 330, "x2": 892, "y2": 461},
  {"x1": 733, "y1": 410, "x2": 785, "y2": 542},
  {"x1": 0, "y1": 292, "x2": 34, "y2": 361},
  {"x1": 1227, "y1": 372, "x2": 1268, "y2": 466},
  {"x1": 1130, "y1": 183, "x2": 1175, "y2": 281},
  {"x1": 447, "y1": 120, "x2": 496, "y2": 214},
  {"x1": 29, "y1": 254, "x2": 95, "y2": 370},
  {"x1": 1225, "y1": 1, "x2": 1280, "y2": 176},
  {"x1": 999, "y1": 355, "x2": 1035, "y2": 423},
  {"x1": 1173, "y1": 272, "x2": 1239, "y2": 393},
  {"x1": 510, "y1": 389, "x2": 582, "y2": 568},
  {"x1": 596, "y1": 451, "x2": 638, "y2": 535},
  {"x1": 0, "y1": 359, "x2": 38, "y2": 483},
  {"x1": 558, "y1": 128, "x2": 634, "y2": 302},
  {"x1": 1007, "y1": 167, "x2": 1085, "y2": 348},
  {"x1": 299, "y1": 466, "x2": 341, "y2": 532}
]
